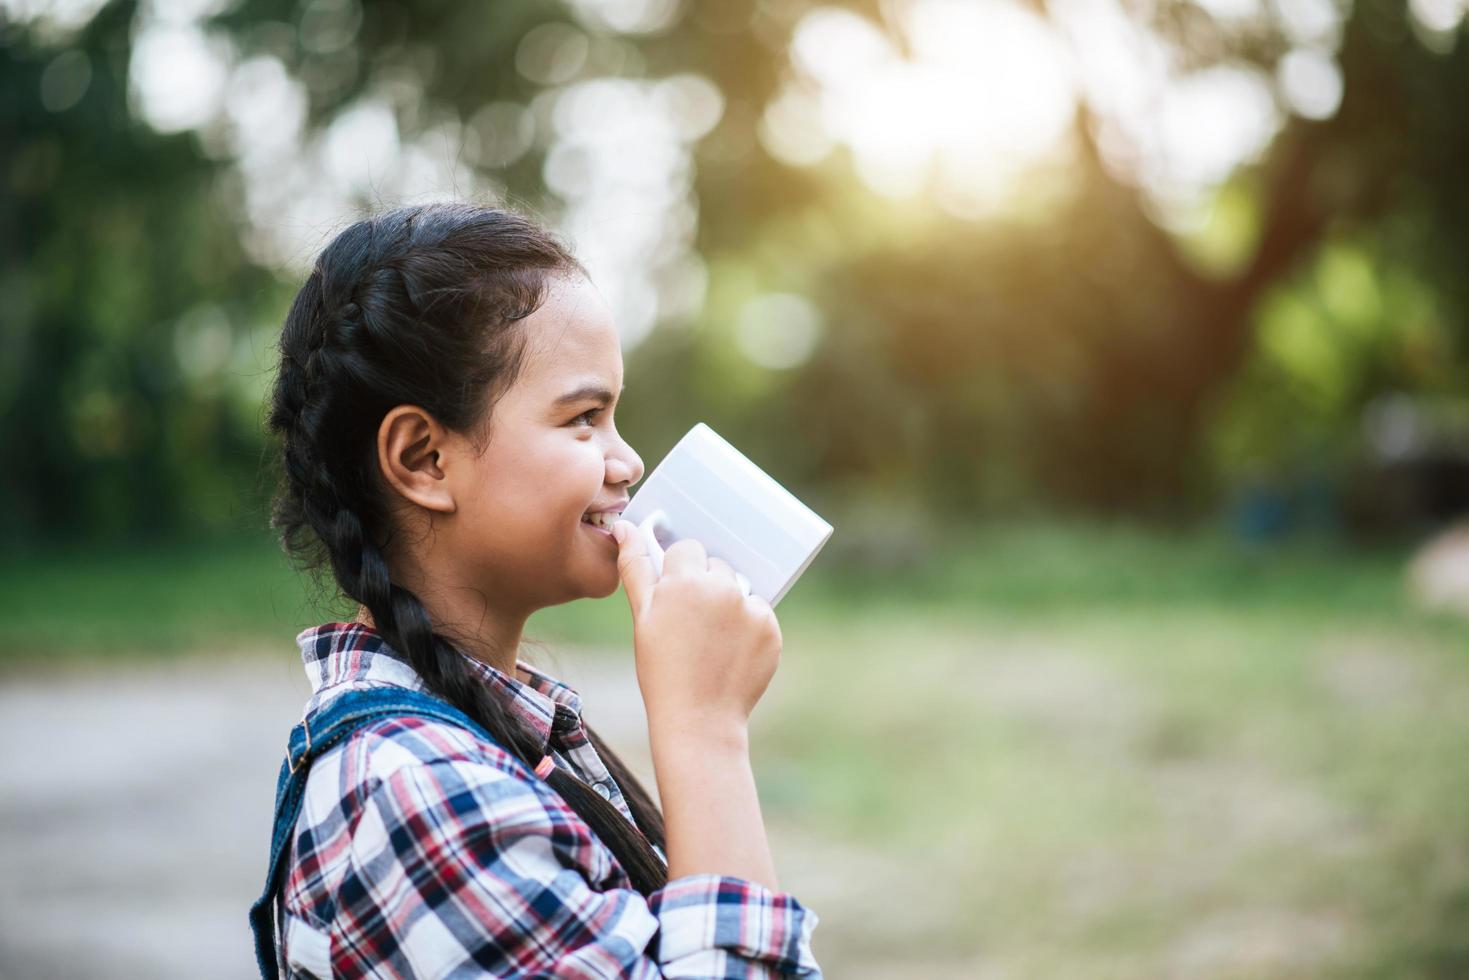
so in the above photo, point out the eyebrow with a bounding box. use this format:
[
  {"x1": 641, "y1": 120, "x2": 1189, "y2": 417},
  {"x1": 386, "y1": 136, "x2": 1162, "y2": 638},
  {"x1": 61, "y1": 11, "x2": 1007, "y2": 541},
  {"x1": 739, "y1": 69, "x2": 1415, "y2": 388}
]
[{"x1": 553, "y1": 383, "x2": 624, "y2": 407}]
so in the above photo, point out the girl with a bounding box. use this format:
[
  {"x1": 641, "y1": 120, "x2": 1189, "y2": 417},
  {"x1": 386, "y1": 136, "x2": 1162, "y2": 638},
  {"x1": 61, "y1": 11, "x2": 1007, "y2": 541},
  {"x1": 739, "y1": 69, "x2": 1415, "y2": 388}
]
[{"x1": 249, "y1": 203, "x2": 823, "y2": 978}]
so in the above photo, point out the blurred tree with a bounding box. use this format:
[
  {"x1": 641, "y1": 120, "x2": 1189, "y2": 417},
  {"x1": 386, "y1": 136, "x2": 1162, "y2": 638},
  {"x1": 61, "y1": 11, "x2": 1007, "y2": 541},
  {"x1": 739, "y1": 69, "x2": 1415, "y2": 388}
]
[
  {"x1": 2, "y1": 1, "x2": 284, "y2": 544},
  {"x1": 660, "y1": 0, "x2": 1469, "y2": 520},
  {"x1": 4, "y1": 0, "x2": 1467, "y2": 545}
]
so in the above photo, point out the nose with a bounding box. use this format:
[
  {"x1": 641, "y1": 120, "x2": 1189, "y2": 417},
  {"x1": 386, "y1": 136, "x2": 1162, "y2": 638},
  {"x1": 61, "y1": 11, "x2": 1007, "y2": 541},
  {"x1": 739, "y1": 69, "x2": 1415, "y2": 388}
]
[{"x1": 607, "y1": 433, "x2": 644, "y2": 488}]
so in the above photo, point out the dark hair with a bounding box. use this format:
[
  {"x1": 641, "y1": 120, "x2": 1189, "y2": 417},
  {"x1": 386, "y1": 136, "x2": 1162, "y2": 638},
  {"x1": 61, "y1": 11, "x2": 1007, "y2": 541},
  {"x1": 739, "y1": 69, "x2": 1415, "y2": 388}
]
[{"x1": 265, "y1": 202, "x2": 668, "y2": 894}]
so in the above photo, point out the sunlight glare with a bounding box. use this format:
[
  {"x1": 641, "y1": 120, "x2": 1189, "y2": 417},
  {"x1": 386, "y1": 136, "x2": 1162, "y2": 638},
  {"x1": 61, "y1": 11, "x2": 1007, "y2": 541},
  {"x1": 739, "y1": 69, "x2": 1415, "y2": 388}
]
[
  {"x1": 323, "y1": 99, "x2": 400, "y2": 192},
  {"x1": 781, "y1": 0, "x2": 1077, "y2": 210},
  {"x1": 1409, "y1": 0, "x2": 1468, "y2": 34},
  {"x1": 736, "y1": 293, "x2": 823, "y2": 370},
  {"x1": 129, "y1": 23, "x2": 233, "y2": 133},
  {"x1": 1277, "y1": 47, "x2": 1343, "y2": 120}
]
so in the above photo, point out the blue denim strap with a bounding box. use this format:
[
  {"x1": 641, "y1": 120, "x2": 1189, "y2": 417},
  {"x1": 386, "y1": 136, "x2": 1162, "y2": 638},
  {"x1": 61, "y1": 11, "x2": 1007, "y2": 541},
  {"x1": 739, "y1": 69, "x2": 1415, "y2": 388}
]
[{"x1": 247, "y1": 687, "x2": 525, "y2": 979}]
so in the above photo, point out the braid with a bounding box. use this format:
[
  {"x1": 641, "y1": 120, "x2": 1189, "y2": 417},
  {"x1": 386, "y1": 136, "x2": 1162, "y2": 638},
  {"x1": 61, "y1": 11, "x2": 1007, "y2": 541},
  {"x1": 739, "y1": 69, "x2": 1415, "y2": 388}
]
[
  {"x1": 267, "y1": 203, "x2": 669, "y2": 896},
  {"x1": 337, "y1": 508, "x2": 543, "y2": 763},
  {"x1": 344, "y1": 505, "x2": 669, "y2": 892},
  {"x1": 586, "y1": 724, "x2": 666, "y2": 847}
]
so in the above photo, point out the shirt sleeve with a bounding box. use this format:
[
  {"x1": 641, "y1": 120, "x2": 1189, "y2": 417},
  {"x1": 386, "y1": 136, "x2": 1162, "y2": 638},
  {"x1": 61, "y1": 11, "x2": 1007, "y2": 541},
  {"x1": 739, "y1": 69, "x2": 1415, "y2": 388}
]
[{"x1": 332, "y1": 757, "x2": 823, "y2": 979}]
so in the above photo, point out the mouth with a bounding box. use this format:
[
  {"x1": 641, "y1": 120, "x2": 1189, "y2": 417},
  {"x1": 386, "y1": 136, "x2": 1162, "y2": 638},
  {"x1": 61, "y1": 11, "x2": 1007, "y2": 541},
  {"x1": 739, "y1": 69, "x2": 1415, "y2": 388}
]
[{"x1": 580, "y1": 504, "x2": 626, "y2": 539}]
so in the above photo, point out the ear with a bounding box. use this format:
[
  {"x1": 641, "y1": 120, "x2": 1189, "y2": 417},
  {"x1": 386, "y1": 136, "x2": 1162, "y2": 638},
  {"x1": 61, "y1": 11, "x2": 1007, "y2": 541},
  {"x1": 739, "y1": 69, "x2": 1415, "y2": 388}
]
[{"x1": 376, "y1": 405, "x2": 457, "y2": 515}]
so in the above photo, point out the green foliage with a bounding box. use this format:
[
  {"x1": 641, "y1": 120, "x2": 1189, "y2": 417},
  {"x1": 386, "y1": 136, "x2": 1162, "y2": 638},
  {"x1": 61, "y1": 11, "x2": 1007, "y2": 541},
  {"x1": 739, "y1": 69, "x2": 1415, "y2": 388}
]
[
  {"x1": 5, "y1": 0, "x2": 1469, "y2": 543},
  {"x1": 2, "y1": 4, "x2": 290, "y2": 544},
  {"x1": 1209, "y1": 232, "x2": 1469, "y2": 486}
]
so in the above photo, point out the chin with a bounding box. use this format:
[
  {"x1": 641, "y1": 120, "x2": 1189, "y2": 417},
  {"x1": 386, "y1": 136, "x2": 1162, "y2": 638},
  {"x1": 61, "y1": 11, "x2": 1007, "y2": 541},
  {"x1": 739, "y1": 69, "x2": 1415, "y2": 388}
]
[
  {"x1": 547, "y1": 574, "x2": 619, "y2": 609},
  {"x1": 556, "y1": 564, "x2": 620, "y2": 603},
  {"x1": 584, "y1": 571, "x2": 621, "y2": 599}
]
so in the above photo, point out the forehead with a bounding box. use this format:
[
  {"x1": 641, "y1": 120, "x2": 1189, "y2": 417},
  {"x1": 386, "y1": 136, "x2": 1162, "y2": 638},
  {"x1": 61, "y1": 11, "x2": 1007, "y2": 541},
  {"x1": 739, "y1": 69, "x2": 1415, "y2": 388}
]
[{"x1": 517, "y1": 274, "x2": 623, "y2": 389}]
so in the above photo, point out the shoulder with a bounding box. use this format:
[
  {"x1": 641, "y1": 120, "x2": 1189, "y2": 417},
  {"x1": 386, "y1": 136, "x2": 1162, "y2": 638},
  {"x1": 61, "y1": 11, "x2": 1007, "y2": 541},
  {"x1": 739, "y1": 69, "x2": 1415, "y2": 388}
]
[
  {"x1": 292, "y1": 683, "x2": 535, "y2": 816},
  {"x1": 315, "y1": 690, "x2": 534, "y2": 794},
  {"x1": 321, "y1": 709, "x2": 619, "y2": 887},
  {"x1": 347, "y1": 712, "x2": 522, "y2": 781},
  {"x1": 297, "y1": 682, "x2": 612, "y2": 852}
]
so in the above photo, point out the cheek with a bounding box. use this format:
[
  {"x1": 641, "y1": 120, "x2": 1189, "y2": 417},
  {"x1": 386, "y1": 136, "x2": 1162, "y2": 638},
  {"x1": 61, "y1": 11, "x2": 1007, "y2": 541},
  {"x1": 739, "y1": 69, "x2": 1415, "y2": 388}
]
[
  {"x1": 548, "y1": 440, "x2": 606, "y2": 511},
  {"x1": 477, "y1": 439, "x2": 603, "y2": 531}
]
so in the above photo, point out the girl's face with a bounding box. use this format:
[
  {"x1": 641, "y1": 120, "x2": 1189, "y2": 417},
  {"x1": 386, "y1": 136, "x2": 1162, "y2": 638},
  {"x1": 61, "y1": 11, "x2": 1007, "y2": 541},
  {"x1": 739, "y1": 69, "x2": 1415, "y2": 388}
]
[{"x1": 443, "y1": 272, "x2": 644, "y2": 611}]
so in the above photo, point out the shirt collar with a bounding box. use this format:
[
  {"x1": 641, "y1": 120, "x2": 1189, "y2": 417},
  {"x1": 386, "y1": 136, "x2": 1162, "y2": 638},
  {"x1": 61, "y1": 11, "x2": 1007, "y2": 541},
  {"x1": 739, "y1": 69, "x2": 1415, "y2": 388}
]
[{"x1": 296, "y1": 621, "x2": 586, "y2": 754}]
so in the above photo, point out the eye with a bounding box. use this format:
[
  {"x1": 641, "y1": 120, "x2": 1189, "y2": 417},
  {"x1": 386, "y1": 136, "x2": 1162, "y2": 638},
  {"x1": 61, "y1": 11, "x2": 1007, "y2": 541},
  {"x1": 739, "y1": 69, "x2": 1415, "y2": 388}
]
[{"x1": 570, "y1": 407, "x2": 602, "y2": 427}]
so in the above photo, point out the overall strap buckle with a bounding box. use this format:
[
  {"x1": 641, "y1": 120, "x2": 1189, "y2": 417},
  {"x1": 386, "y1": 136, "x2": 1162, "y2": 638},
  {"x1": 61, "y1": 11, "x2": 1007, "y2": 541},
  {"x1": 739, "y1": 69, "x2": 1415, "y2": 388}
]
[{"x1": 287, "y1": 716, "x2": 313, "y2": 775}]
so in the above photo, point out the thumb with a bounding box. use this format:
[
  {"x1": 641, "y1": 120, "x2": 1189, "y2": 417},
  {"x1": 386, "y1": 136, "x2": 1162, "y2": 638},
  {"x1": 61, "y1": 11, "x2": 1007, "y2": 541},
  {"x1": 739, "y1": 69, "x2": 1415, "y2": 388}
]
[{"x1": 612, "y1": 519, "x2": 655, "y2": 617}]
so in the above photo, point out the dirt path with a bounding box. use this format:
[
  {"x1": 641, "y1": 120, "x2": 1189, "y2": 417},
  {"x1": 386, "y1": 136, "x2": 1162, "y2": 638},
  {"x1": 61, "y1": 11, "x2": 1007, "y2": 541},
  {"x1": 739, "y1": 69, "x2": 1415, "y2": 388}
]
[{"x1": 0, "y1": 648, "x2": 652, "y2": 978}]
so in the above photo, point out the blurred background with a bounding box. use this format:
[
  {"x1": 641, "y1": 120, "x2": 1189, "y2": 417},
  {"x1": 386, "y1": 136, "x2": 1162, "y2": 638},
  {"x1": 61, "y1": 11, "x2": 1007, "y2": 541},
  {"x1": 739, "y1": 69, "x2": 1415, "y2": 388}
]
[{"x1": 2, "y1": 0, "x2": 1469, "y2": 975}]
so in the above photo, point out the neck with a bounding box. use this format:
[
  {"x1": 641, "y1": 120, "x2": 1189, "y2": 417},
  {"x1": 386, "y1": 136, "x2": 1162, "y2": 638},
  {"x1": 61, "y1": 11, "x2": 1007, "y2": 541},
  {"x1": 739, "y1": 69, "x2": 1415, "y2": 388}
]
[
  {"x1": 351, "y1": 526, "x2": 535, "y2": 683},
  {"x1": 354, "y1": 590, "x2": 528, "y2": 682}
]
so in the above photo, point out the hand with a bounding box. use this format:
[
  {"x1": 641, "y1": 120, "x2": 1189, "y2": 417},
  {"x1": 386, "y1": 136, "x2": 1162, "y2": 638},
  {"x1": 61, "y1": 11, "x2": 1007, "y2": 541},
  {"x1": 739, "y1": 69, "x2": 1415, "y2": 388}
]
[{"x1": 611, "y1": 519, "x2": 783, "y2": 739}]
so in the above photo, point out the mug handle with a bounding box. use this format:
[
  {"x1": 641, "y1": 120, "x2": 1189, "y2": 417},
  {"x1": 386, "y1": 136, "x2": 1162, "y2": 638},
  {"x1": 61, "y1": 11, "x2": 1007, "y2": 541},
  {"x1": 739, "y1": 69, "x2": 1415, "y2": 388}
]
[
  {"x1": 637, "y1": 510, "x2": 670, "y2": 578},
  {"x1": 637, "y1": 509, "x2": 751, "y2": 598}
]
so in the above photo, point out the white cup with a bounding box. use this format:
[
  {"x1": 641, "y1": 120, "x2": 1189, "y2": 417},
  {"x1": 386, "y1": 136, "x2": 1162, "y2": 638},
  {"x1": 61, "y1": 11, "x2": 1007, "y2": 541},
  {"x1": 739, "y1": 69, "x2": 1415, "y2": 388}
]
[{"x1": 622, "y1": 423, "x2": 834, "y2": 607}]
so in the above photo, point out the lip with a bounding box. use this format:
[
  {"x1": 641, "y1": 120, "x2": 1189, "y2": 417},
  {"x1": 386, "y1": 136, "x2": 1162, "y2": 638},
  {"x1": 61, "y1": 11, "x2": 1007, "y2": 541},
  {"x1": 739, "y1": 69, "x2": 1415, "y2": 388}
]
[
  {"x1": 581, "y1": 520, "x2": 615, "y2": 541},
  {"x1": 580, "y1": 499, "x2": 627, "y2": 542}
]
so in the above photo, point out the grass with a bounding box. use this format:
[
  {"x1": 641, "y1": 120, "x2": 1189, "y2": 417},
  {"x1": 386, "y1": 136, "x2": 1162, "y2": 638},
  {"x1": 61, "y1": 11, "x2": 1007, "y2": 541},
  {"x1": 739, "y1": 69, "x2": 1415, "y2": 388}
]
[
  {"x1": 1, "y1": 521, "x2": 1465, "y2": 976},
  {"x1": 750, "y1": 527, "x2": 1466, "y2": 978},
  {"x1": 0, "y1": 518, "x2": 1448, "y2": 660},
  {"x1": 0, "y1": 535, "x2": 338, "y2": 661}
]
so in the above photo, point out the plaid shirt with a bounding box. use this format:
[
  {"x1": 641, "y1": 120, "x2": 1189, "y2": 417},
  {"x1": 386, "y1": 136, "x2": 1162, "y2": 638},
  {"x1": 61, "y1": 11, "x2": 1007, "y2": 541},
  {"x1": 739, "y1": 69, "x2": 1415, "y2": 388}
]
[{"x1": 272, "y1": 622, "x2": 822, "y2": 979}]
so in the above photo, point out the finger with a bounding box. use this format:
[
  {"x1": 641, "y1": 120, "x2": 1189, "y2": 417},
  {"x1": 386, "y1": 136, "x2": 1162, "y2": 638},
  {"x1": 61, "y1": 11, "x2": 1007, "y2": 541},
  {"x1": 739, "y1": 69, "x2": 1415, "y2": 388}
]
[
  {"x1": 612, "y1": 520, "x2": 656, "y2": 615},
  {"x1": 744, "y1": 592, "x2": 777, "y2": 629},
  {"x1": 706, "y1": 556, "x2": 738, "y2": 584},
  {"x1": 662, "y1": 537, "x2": 708, "y2": 577},
  {"x1": 705, "y1": 561, "x2": 751, "y2": 599}
]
